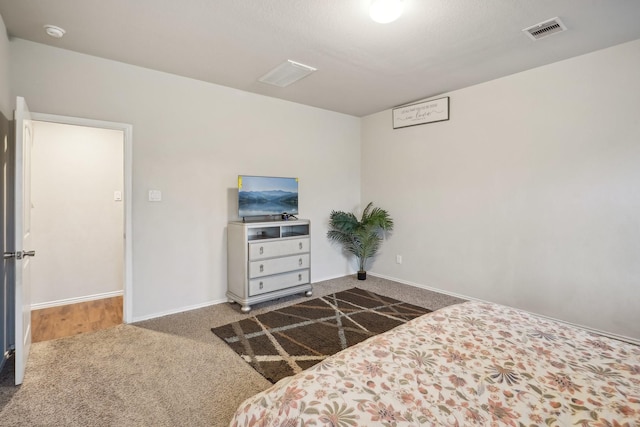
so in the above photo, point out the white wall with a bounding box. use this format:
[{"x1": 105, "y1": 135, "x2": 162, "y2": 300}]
[
  {"x1": 362, "y1": 39, "x2": 640, "y2": 341},
  {"x1": 31, "y1": 121, "x2": 124, "y2": 305},
  {"x1": 9, "y1": 38, "x2": 360, "y2": 320},
  {"x1": 0, "y1": 12, "x2": 12, "y2": 368},
  {"x1": 0, "y1": 14, "x2": 10, "y2": 117}
]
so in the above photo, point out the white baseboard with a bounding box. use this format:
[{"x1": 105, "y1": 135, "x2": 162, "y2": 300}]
[
  {"x1": 131, "y1": 298, "x2": 227, "y2": 323},
  {"x1": 370, "y1": 272, "x2": 473, "y2": 302},
  {"x1": 31, "y1": 290, "x2": 124, "y2": 311},
  {"x1": 369, "y1": 272, "x2": 640, "y2": 346},
  {"x1": 132, "y1": 274, "x2": 357, "y2": 322}
]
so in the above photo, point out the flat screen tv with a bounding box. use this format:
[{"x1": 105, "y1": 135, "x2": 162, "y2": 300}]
[{"x1": 238, "y1": 175, "x2": 298, "y2": 219}]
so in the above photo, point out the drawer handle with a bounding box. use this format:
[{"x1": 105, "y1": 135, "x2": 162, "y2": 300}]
[
  {"x1": 299, "y1": 242, "x2": 303, "y2": 250},
  {"x1": 259, "y1": 281, "x2": 263, "y2": 290},
  {"x1": 298, "y1": 258, "x2": 303, "y2": 266},
  {"x1": 298, "y1": 274, "x2": 302, "y2": 281},
  {"x1": 259, "y1": 246, "x2": 264, "y2": 255},
  {"x1": 259, "y1": 264, "x2": 264, "y2": 273}
]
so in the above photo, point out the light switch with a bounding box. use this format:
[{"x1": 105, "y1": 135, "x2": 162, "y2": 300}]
[
  {"x1": 114, "y1": 191, "x2": 122, "y2": 201},
  {"x1": 148, "y1": 190, "x2": 162, "y2": 202}
]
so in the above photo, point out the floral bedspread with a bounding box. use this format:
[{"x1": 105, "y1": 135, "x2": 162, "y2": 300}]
[{"x1": 229, "y1": 301, "x2": 640, "y2": 426}]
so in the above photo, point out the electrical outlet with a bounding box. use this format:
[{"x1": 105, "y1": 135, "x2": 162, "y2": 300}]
[{"x1": 396, "y1": 254, "x2": 402, "y2": 264}]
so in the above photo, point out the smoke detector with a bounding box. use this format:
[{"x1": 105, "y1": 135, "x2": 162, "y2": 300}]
[
  {"x1": 522, "y1": 17, "x2": 567, "y2": 41},
  {"x1": 44, "y1": 25, "x2": 66, "y2": 38}
]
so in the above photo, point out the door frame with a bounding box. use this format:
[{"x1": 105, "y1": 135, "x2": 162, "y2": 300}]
[{"x1": 31, "y1": 112, "x2": 133, "y2": 323}]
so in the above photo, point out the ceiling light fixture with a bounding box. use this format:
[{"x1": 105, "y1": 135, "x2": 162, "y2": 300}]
[
  {"x1": 370, "y1": 0, "x2": 404, "y2": 24},
  {"x1": 43, "y1": 25, "x2": 66, "y2": 38}
]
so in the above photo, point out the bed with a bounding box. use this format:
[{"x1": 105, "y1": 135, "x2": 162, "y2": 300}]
[{"x1": 229, "y1": 300, "x2": 640, "y2": 426}]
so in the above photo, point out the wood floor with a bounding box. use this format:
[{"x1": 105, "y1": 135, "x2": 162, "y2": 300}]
[{"x1": 31, "y1": 296, "x2": 123, "y2": 343}]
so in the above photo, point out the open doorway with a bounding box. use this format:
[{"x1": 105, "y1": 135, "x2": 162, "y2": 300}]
[
  {"x1": 30, "y1": 121, "x2": 124, "y2": 341},
  {"x1": 29, "y1": 113, "x2": 133, "y2": 339}
]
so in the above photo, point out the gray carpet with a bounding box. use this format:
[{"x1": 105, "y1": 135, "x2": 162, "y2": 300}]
[{"x1": 0, "y1": 275, "x2": 465, "y2": 426}]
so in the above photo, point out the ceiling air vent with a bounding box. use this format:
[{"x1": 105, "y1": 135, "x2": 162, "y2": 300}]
[
  {"x1": 522, "y1": 17, "x2": 567, "y2": 41},
  {"x1": 258, "y1": 60, "x2": 317, "y2": 88}
]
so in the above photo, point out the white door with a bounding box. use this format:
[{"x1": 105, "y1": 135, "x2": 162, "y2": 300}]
[{"x1": 14, "y1": 96, "x2": 34, "y2": 385}]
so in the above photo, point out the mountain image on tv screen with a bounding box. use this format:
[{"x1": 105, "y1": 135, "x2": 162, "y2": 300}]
[{"x1": 238, "y1": 176, "x2": 298, "y2": 217}]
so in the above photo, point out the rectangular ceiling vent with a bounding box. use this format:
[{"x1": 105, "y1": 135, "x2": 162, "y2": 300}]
[
  {"x1": 522, "y1": 17, "x2": 567, "y2": 41},
  {"x1": 259, "y1": 60, "x2": 317, "y2": 88}
]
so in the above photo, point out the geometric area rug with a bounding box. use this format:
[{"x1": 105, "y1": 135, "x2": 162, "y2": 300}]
[{"x1": 211, "y1": 287, "x2": 431, "y2": 384}]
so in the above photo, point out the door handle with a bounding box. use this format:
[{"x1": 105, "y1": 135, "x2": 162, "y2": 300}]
[{"x1": 3, "y1": 250, "x2": 35, "y2": 260}]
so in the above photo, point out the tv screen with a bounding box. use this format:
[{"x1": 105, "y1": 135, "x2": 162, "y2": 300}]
[{"x1": 238, "y1": 175, "x2": 298, "y2": 218}]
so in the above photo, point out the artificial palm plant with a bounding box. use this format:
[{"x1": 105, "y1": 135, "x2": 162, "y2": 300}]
[{"x1": 327, "y1": 202, "x2": 394, "y2": 280}]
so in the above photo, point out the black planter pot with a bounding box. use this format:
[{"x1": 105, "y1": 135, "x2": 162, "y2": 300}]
[{"x1": 357, "y1": 271, "x2": 367, "y2": 280}]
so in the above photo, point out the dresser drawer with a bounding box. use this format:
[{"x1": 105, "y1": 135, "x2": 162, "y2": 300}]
[
  {"x1": 249, "y1": 254, "x2": 310, "y2": 278},
  {"x1": 249, "y1": 237, "x2": 309, "y2": 260},
  {"x1": 249, "y1": 269, "x2": 310, "y2": 296}
]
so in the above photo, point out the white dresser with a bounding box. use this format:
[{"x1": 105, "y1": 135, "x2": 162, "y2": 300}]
[{"x1": 226, "y1": 219, "x2": 312, "y2": 312}]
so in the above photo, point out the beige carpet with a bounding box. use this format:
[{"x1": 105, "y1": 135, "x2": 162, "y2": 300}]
[{"x1": 0, "y1": 275, "x2": 465, "y2": 426}]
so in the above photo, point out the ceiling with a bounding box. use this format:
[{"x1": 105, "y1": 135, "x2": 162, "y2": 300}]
[{"x1": 1, "y1": 1, "x2": 640, "y2": 117}]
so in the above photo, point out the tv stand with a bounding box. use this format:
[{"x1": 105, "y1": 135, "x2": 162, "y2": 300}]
[{"x1": 226, "y1": 219, "x2": 312, "y2": 313}]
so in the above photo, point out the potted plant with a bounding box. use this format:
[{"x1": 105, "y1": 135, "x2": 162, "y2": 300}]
[{"x1": 327, "y1": 202, "x2": 394, "y2": 280}]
